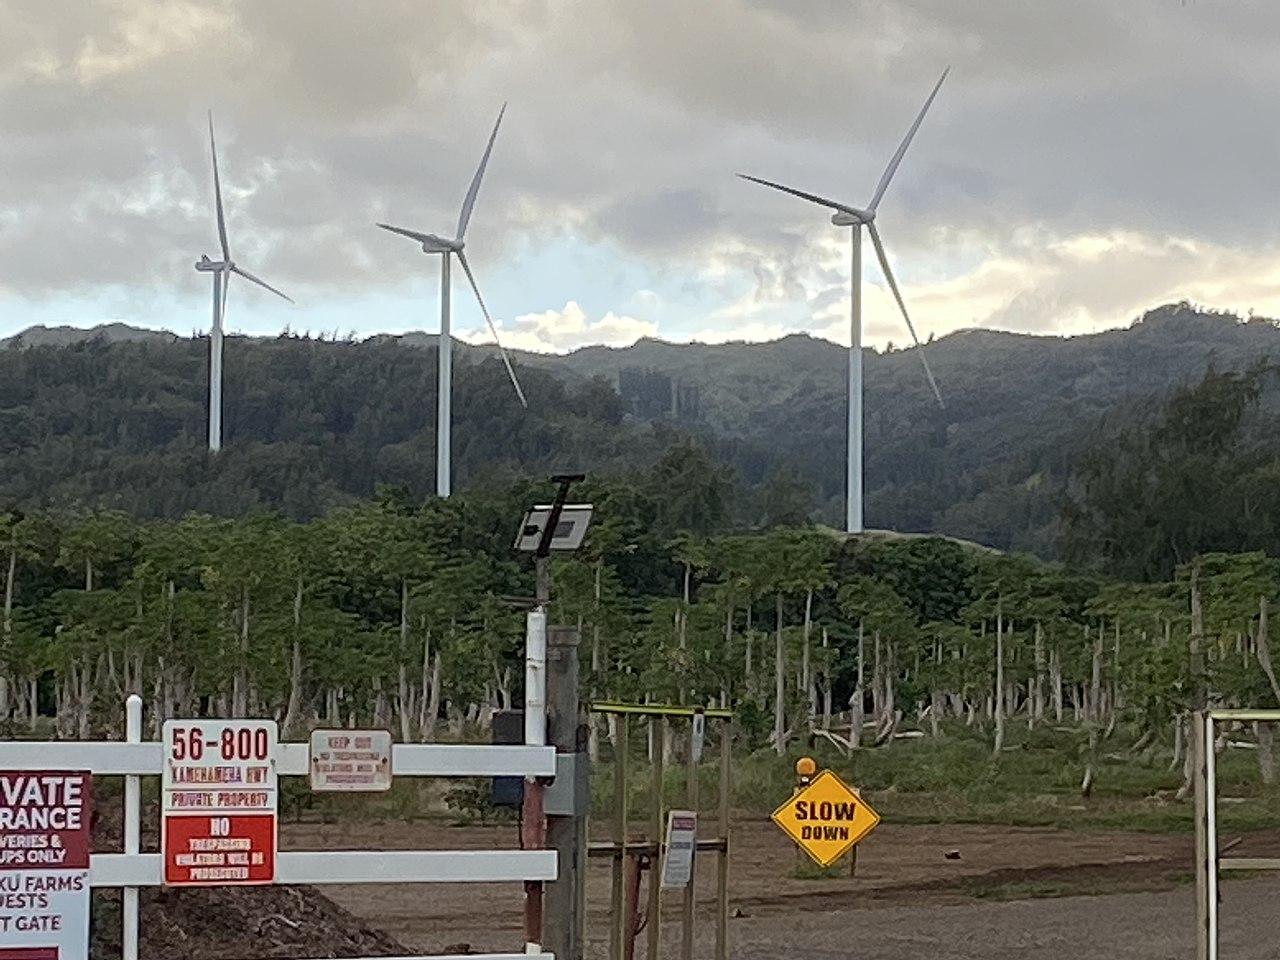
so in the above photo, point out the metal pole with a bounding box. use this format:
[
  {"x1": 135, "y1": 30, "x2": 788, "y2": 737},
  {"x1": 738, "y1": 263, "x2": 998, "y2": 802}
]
[
  {"x1": 1205, "y1": 714, "x2": 1219, "y2": 960},
  {"x1": 646, "y1": 718, "x2": 664, "y2": 960},
  {"x1": 680, "y1": 719, "x2": 699, "y2": 960},
  {"x1": 525, "y1": 609, "x2": 548, "y2": 747},
  {"x1": 610, "y1": 716, "x2": 629, "y2": 960},
  {"x1": 545, "y1": 624, "x2": 583, "y2": 960},
  {"x1": 437, "y1": 254, "x2": 452, "y2": 498},
  {"x1": 208, "y1": 272, "x2": 223, "y2": 453},
  {"x1": 715, "y1": 721, "x2": 731, "y2": 960},
  {"x1": 523, "y1": 556, "x2": 550, "y2": 955},
  {"x1": 123, "y1": 694, "x2": 142, "y2": 960},
  {"x1": 1195, "y1": 712, "x2": 1209, "y2": 960},
  {"x1": 847, "y1": 225, "x2": 863, "y2": 534}
]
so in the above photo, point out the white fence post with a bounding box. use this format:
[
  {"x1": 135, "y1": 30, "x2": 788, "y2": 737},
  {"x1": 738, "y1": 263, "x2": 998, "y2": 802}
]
[
  {"x1": 525, "y1": 609, "x2": 547, "y2": 747},
  {"x1": 123, "y1": 694, "x2": 142, "y2": 960},
  {"x1": 1205, "y1": 713, "x2": 1219, "y2": 960}
]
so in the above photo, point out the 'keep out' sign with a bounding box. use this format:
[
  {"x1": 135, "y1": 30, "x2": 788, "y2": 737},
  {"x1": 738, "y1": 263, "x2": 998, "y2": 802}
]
[{"x1": 0, "y1": 770, "x2": 92, "y2": 960}]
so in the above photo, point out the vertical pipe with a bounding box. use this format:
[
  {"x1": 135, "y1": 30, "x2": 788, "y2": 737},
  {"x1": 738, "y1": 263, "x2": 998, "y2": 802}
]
[
  {"x1": 123, "y1": 694, "x2": 142, "y2": 960},
  {"x1": 847, "y1": 225, "x2": 863, "y2": 534},
  {"x1": 715, "y1": 721, "x2": 731, "y2": 960},
  {"x1": 1195, "y1": 713, "x2": 1209, "y2": 960},
  {"x1": 680, "y1": 720, "x2": 699, "y2": 960},
  {"x1": 525, "y1": 609, "x2": 547, "y2": 747},
  {"x1": 610, "y1": 716, "x2": 629, "y2": 960},
  {"x1": 437, "y1": 254, "x2": 452, "y2": 498},
  {"x1": 1205, "y1": 714, "x2": 1219, "y2": 960},
  {"x1": 646, "y1": 718, "x2": 664, "y2": 960},
  {"x1": 208, "y1": 272, "x2": 223, "y2": 453}
]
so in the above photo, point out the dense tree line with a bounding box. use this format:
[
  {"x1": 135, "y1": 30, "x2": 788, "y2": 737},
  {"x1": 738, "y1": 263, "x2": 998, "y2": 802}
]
[{"x1": 4, "y1": 481, "x2": 1279, "y2": 795}]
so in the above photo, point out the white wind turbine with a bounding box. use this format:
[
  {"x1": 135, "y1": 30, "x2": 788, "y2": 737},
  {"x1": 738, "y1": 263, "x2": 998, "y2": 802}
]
[
  {"x1": 196, "y1": 112, "x2": 294, "y2": 453},
  {"x1": 740, "y1": 68, "x2": 949, "y2": 535},
  {"x1": 376, "y1": 103, "x2": 528, "y2": 498}
]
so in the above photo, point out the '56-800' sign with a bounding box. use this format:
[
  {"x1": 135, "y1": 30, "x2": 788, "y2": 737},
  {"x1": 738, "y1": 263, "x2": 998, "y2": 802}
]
[{"x1": 161, "y1": 720, "x2": 278, "y2": 886}]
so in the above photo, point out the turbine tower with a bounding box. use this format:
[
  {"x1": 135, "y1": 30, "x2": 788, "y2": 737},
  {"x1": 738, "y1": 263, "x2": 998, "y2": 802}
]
[
  {"x1": 377, "y1": 103, "x2": 528, "y2": 498},
  {"x1": 197, "y1": 112, "x2": 293, "y2": 453},
  {"x1": 739, "y1": 68, "x2": 949, "y2": 535}
]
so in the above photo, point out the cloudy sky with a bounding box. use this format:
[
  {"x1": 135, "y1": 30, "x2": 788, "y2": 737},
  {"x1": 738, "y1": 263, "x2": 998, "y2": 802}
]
[{"x1": 3, "y1": 0, "x2": 1280, "y2": 352}]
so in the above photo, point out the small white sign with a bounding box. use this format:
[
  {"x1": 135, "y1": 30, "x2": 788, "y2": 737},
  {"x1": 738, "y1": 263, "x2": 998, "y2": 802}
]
[
  {"x1": 162, "y1": 719, "x2": 278, "y2": 885},
  {"x1": 660, "y1": 810, "x2": 698, "y2": 889},
  {"x1": 309, "y1": 729, "x2": 393, "y2": 792}
]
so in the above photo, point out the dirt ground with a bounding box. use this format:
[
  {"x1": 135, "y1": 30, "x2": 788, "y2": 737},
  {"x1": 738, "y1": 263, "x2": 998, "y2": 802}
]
[{"x1": 285, "y1": 817, "x2": 1280, "y2": 957}]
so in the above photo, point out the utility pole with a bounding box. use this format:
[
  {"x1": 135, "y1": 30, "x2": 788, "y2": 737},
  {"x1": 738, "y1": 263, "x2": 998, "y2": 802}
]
[
  {"x1": 545, "y1": 624, "x2": 585, "y2": 960},
  {"x1": 518, "y1": 473, "x2": 589, "y2": 959}
]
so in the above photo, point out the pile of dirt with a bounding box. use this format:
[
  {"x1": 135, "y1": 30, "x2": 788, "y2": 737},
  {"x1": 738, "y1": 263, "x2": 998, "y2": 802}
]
[{"x1": 90, "y1": 791, "x2": 406, "y2": 959}]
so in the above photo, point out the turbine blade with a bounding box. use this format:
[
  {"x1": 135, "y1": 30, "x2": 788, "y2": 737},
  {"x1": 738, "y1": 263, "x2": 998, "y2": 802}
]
[
  {"x1": 867, "y1": 222, "x2": 944, "y2": 409},
  {"x1": 737, "y1": 174, "x2": 860, "y2": 216},
  {"x1": 231, "y1": 264, "x2": 294, "y2": 304},
  {"x1": 209, "y1": 111, "x2": 230, "y2": 261},
  {"x1": 457, "y1": 103, "x2": 506, "y2": 242},
  {"x1": 456, "y1": 250, "x2": 528, "y2": 409},
  {"x1": 376, "y1": 222, "x2": 452, "y2": 251},
  {"x1": 867, "y1": 67, "x2": 949, "y2": 213}
]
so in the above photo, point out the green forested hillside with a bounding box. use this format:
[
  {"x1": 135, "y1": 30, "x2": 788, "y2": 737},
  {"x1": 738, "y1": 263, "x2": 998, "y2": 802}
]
[{"x1": 3, "y1": 302, "x2": 1278, "y2": 555}]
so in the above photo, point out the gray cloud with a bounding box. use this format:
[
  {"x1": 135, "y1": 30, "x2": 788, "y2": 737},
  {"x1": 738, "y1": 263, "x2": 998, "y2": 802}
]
[{"x1": 3, "y1": 0, "x2": 1280, "y2": 338}]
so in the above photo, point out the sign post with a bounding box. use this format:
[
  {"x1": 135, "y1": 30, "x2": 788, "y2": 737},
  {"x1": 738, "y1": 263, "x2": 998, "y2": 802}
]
[
  {"x1": 0, "y1": 770, "x2": 91, "y2": 960},
  {"x1": 162, "y1": 719, "x2": 278, "y2": 886},
  {"x1": 771, "y1": 768, "x2": 880, "y2": 868}
]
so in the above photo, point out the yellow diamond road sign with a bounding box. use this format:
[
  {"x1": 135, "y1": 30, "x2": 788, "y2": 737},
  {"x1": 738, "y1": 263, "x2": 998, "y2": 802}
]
[{"x1": 771, "y1": 769, "x2": 880, "y2": 867}]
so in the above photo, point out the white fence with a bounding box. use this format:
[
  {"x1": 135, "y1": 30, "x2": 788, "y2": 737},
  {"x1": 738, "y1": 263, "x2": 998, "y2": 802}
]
[
  {"x1": 0, "y1": 695, "x2": 556, "y2": 960},
  {"x1": 1196, "y1": 708, "x2": 1280, "y2": 960}
]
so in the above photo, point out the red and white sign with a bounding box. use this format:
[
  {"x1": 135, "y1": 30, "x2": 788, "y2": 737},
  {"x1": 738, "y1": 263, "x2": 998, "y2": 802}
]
[
  {"x1": 309, "y1": 730, "x2": 393, "y2": 792},
  {"x1": 162, "y1": 720, "x2": 277, "y2": 886},
  {"x1": 0, "y1": 770, "x2": 91, "y2": 960}
]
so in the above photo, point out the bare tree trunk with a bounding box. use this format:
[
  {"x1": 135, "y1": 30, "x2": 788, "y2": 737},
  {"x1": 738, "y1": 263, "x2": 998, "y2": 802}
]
[
  {"x1": 773, "y1": 592, "x2": 785, "y2": 755},
  {"x1": 1, "y1": 546, "x2": 14, "y2": 719},
  {"x1": 802, "y1": 588, "x2": 815, "y2": 725},
  {"x1": 423, "y1": 652, "x2": 442, "y2": 742},
  {"x1": 872, "y1": 630, "x2": 884, "y2": 724},
  {"x1": 1050, "y1": 645, "x2": 1064, "y2": 722},
  {"x1": 417, "y1": 629, "x2": 432, "y2": 736},
  {"x1": 1256, "y1": 721, "x2": 1275, "y2": 785},
  {"x1": 1081, "y1": 625, "x2": 1104, "y2": 797},
  {"x1": 1255, "y1": 596, "x2": 1280, "y2": 705},
  {"x1": 847, "y1": 620, "x2": 865, "y2": 753},
  {"x1": 993, "y1": 606, "x2": 1006, "y2": 756},
  {"x1": 1031, "y1": 621, "x2": 1046, "y2": 728},
  {"x1": 232, "y1": 585, "x2": 250, "y2": 717},
  {"x1": 589, "y1": 559, "x2": 605, "y2": 762},
  {"x1": 1177, "y1": 564, "x2": 1206, "y2": 800},
  {"x1": 821, "y1": 627, "x2": 833, "y2": 730}
]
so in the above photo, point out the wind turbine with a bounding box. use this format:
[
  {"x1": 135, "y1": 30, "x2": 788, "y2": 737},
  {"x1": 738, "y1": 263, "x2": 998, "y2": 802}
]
[
  {"x1": 740, "y1": 68, "x2": 949, "y2": 535},
  {"x1": 196, "y1": 112, "x2": 293, "y2": 453},
  {"x1": 376, "y1": 103, "x2": 528, "y2": 498}
]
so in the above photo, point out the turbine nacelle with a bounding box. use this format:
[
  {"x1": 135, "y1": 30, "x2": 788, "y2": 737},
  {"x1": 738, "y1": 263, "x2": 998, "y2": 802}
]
[
  {"x1": 195, "y1": 255, "x2": 229, "y2": 272},
  {"x1": 832, "y1": 209, "x2": 872, "y2": 227}
]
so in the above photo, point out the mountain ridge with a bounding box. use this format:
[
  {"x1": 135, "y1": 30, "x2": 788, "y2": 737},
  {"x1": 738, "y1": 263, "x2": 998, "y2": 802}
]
[{"x1": 2, "y1": 302, "x2": 1274, "y2": 557}]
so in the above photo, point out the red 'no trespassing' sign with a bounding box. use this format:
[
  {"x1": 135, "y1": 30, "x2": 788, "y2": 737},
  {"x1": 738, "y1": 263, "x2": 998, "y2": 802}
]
[{"x1": 162, "y1": 720, "x2": 277, "y2": 886}]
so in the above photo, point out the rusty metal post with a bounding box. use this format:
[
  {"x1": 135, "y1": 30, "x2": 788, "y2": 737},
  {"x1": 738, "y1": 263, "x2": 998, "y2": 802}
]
[
  {"x1": 680, "y1": 718, "x2": 699, "y2": 960},
  {"x1": 623, "y1": 852, "x2": 645, "y2": 960},
  {"x1": 522, "y1": 781, "x2": 545, "y2": 949},
  {"x1": 609, "y1": 715, "x2": 629, "y2": 960},
  {"x1": 647, "y1": 717, "x2": 665, "y2": 960},
  {"x1": 545, "y1": 625, "x2": 583, "y2": 960}
]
